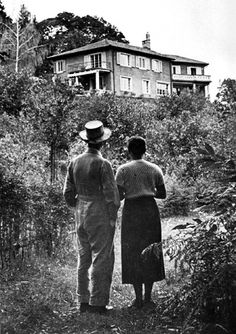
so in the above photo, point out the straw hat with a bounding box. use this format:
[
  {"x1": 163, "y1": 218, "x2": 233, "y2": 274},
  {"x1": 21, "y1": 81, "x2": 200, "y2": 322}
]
[{"x1": 79, "y1": 120, "x2": 111, "y2": 143}]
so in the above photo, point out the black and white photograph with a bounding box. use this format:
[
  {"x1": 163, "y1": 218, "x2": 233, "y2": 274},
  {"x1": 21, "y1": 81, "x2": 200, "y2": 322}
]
[{"x1": 0, "y1": 0, "x2": 235, "y2": 333}]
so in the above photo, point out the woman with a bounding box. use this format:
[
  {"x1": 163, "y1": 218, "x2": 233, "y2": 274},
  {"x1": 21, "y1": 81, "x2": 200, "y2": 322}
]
[{"x1": 116, "y1": 136, "x2": 166, "y2": 309}]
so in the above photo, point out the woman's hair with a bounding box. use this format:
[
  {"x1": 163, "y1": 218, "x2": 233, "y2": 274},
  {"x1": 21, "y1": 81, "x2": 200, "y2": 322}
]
[{"x1": 127, "y1": 136, "x2": 146, "y2": 158}]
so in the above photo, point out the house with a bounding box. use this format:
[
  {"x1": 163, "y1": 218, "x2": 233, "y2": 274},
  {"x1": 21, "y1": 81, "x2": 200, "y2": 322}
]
[
  {"x1": 170, "y1": 55, "x2": 211, "y2": 96},
  {"x1": 49, "y1": 33, "x2": 211, "y2": 98}
]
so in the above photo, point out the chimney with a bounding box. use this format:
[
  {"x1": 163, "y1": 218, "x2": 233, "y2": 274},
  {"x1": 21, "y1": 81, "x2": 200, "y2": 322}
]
[{"x1": 142, "y1": 32, "x2": 151, "y2": 49}]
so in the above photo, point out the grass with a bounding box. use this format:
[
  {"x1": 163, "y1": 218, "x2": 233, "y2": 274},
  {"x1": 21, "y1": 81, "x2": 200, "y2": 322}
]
[{"x1": 0, "y1": 216, "x2": 193, "y2": 334}]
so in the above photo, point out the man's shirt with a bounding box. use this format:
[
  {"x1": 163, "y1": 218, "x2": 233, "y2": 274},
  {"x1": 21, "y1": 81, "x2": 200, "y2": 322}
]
[{"x1": 63, "y1": 148, "x2": 120, "y2": 216}]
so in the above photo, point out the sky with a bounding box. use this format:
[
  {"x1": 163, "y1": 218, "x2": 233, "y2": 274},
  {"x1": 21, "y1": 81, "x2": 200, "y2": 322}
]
[{"x1": 2, "y1": 0, "x2": 236, "y2": 100}]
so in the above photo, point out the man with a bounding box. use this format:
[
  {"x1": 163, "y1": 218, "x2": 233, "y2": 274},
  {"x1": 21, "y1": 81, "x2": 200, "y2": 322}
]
[{"x1": 63, "y1": 120, "x2": 120, "y2": 314}]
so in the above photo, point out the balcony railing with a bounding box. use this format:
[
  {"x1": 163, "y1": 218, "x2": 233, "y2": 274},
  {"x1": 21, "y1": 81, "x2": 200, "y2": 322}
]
[
  {"x1": 68, "y1": 61, "x2": 112, "y2": 73},
  {"x1": 172, "y1": 74, "x2": 211, "y2": 82}
]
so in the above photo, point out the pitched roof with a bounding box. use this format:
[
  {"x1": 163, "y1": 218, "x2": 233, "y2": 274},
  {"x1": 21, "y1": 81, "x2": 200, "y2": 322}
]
[
  {"x1": 48, "y1": 39, "x2": 174, "y2": 60},
  {"x1": 166, "y1": 54, "x2": 209, "y2": 65}
]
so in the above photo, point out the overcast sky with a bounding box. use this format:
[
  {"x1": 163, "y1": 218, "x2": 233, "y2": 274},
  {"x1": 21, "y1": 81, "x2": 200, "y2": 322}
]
[{"x1": 3, "y1": 0, "x2": 236, "y2": 100}]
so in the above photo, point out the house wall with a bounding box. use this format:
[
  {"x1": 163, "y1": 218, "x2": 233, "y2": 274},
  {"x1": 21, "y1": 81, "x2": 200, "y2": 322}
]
[
  {"x1": 53, "y1": 49, "x2": 172, "y2": 98},
  {"x1": 113, "y1": 52, "x2": 171, "y2": 98},
  {"x1": 176, "y1": 64, "x2": 205, "y2": 75}
]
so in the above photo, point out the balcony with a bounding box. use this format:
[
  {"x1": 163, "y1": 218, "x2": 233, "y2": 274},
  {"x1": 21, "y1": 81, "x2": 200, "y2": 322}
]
[
  {"x1": 68, "y1": 61, "x2": 112, "y2": 74},
  {"x1": 172, "y1": 74, "x2": 211, "y2": 82}
]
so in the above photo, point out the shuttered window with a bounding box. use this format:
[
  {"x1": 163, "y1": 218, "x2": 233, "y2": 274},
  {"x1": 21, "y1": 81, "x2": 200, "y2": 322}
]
[
  {"x1": 135, "y1": 56, "x2": 151, "y2": 70},
  {"x1": 142, "y1": 79, "x2": 150, "y2": 94},
  {"x1": 187, "y1": 66, "x2": 202, "y2": 75},
  {"x1": 120, "y1": 76, "x2": 132, "y2": 91},
  {"x1": 120, "y1": 53, "x2": 131, "y2": 67},
  {"x1": 156, "y1": 82, "x2": 169, "y2": 96},
  {"x1": 56, "y1": 60, "x2": 65, "y2": 73},
  {"x1": 172, "y1": 65, "x2": 181, "y2": 74},
  {"x1": 152, "y1": 59, "x2": 163, "y2": 72},
  {"x1": 137, "y1": 56, "x2": 146, "y2": 69},
  {"x1": 90, "y1": 53, "x2": 102, "y2": 68}
]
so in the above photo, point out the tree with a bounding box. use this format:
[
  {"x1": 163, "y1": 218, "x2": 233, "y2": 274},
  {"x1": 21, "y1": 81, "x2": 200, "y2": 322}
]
[
  {"x1": 0, "y1": 0, "x2": 9, "y2": 22},
  {"x1": 0, "y1": 66, "x2": 33, "y2": 116},
  {"x1": 216, "y1": 78, "x2": 236, "y2": 106},
  {"x1": 25, "y1": 77, "x2": 78, "y2": 183},
  {"x1": 165, "y1": 144, "x2": 236, "y2": 332},
  {"x1": 36, "y1": 12, "x2": 128, "y2": 75},
  {"x1": 0, "y1": 5, "x2": 46, "y2": 72},
  {"x1": 38, "y1": 12, "x2": 128, "y2": 54},
  {"x1": 0, "y1": 0, "x2": 12, "y2": 62},
  {"x1": 214, "y1": 79, "x2": 236, "y2": 160}
]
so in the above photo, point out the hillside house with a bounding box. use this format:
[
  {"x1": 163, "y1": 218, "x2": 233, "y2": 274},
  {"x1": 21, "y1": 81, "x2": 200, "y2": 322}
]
[
  {"x1": 49, "y1": 33, "x2": 211, "y2": 98},
  {"x1": 170, "y1": 55, "x2": 211, "y2": 96}
]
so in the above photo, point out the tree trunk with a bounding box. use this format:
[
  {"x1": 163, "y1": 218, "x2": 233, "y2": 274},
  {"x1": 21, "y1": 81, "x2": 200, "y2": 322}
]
[
  {"x1": 50, "y1": 143, "x2": 56, "y2": 183},
  {"x1": 15, "y1": 20, "x2": 19, "y2": 73}
]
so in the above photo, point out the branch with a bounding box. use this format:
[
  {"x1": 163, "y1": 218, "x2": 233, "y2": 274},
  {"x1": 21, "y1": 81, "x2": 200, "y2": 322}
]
[
  {"x1": 18, "y1": 44, "x2": 43, "y2": 59},
  {"x1": 19, "y1": 22, "x2": 34, "y2": 37},
  {"x1": 1, "y1": 31, "x2": 16, "y2": 42},
  {"x1": 1, "y1": 39, "x2": 16, "y2": 48},
  {"x1": 0, "y1": 22, "x2": 17, "y2": 37},
  {"x1": 18, "y1": 34, "x2": 34, "y2": 49}
]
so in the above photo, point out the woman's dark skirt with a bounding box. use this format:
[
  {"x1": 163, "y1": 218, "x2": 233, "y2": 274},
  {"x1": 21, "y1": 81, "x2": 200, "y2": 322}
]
[{"x1": 121, "y1": 196, "x2": 165, "y2": 284}]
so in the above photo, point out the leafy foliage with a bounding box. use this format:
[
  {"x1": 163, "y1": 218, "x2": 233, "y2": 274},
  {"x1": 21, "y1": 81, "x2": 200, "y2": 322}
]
[
  {"x1": 0, "y1": 171, "x2": 29, "y2": 268},
  {"x1": 36, "y1": 12, "x2": 128, "y2": 75},
  {"x1": 0, "y1": 5, "x2": 46, "y2": 72},
  {"x1": 1, "y1": 71, "x2": 236, "y2": 332},
  {"x1": 164, "y1": 144, "x2": 236, "y2": 332},
  {"x1": 0, "y1": 66, "x2": 32, "y2": 116},
  {"x1": 37, "y1": 12, "x2": 128, "y2": 55}
]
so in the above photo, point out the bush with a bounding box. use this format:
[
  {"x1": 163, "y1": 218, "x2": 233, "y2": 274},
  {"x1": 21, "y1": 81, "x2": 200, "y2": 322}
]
[
  {"x1": 164, "y1": 145, "x2": 236, "y2": 332},
  {"x1": 0, "y1": 171, "x2": 30, "y2": 268}
]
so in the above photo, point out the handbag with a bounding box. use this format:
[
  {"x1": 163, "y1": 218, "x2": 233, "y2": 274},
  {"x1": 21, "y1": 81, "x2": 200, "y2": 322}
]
[{"x1": 140, "y1": 242, "x2": 162, "y2": 263}]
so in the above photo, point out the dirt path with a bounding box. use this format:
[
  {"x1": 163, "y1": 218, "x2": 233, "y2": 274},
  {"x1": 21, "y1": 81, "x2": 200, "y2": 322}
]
[{"x1": 0, "y1": 216, "x2": 192, "y2": 334}]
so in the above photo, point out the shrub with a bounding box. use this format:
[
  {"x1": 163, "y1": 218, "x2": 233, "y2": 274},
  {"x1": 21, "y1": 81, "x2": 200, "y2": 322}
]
[{"x1": 164, "y1": 144, "x2": 236, "y2": 332}]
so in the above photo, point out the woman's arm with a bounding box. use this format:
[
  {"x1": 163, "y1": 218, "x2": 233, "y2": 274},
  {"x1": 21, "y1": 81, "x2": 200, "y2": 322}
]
[{"x1": 155, "y1": 184, "x2": 167, "y2": 199}]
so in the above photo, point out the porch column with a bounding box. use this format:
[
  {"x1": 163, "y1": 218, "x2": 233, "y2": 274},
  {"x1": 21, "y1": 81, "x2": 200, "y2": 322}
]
[
  {"x1": 75, "y1": 77, "x2": 79, "y2": 85},
  {"x1": 193, "y1": 83, "x2": 196, "y2": 92},
  {"x1": 205, "y1": 85, "x2": 209, "y2": 97},
  {"x1": 95, "y1": 70, "x2": 100, "y2": 90}
]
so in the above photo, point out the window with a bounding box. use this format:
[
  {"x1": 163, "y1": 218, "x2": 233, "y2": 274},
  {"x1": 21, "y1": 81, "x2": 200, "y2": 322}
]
[
  {"x1": 120, "y1": 76, "x2": 132, "y2": 91},
  {"x1": 152, "y1": 59, "x2": 162, "y2": 72},
  {"x1": 56, "y1": 60, "x2": 65, "y2": 73},
  {"x1": 142, "y1": 79, "x2": 150, "y2": 94},
  {"x1": 90, "y1": 53, "x2": 102, "y2": 68},
  {"x1": 136, "y1": 56, "x2": 146, "y2": 69},
  {"x1": 120, "y1": 53, "x2": 131, "y2": 67},
  {"x1": 172, "y1": 65, "x2": 181, "y2": 74},
  {"x1": 187, "y1": 66, "x2": 202, "y2": 75},
  {"x1": 156, "y1": 82, "x2": 169, "y2": 96}
]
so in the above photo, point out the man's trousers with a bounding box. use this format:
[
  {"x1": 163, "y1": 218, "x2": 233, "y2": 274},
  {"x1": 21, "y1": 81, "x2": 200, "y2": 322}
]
[{"x1": 75, "y1": 198, "x2": 115, "y2": 306}]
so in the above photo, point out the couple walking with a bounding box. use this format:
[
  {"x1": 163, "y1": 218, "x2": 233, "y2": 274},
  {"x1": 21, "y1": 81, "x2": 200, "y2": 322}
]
[{"x1": 63, "y1": 120, "x2": 166, "y2": 315}]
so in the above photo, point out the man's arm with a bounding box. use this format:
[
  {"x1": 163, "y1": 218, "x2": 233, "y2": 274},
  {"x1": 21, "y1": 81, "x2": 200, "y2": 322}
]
[
  {"x1": 117, "y1": 185, "x2": 125, "y2": 201},
  {"x1": 63, "y1": 161, "x2": 77, "y2": 208}
]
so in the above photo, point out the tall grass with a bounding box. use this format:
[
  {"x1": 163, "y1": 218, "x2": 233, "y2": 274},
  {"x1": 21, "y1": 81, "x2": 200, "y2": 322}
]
[{"x1": 0, "y1": 216, "x2": 191, "y2": 334}]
